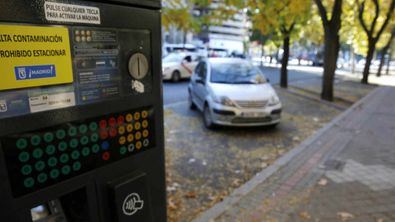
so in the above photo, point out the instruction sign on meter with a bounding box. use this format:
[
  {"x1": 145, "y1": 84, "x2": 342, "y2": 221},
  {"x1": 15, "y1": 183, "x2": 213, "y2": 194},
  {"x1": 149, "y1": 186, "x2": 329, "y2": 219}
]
[{"x1": 0, "y1": 25, "x2": 73, "y2": 91}]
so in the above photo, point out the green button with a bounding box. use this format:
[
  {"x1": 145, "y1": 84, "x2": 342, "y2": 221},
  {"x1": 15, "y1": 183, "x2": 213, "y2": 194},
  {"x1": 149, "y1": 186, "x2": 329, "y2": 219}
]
[
  {"x1": 90, "y1": 133, "x2": 99, "y2": 143},
  {"x1": 50, "y1": 169, "x2": 60, "y2": 179},
  {"x1": 37, "y1": 173, "x2": 48, "y2": 183},
  {"x1": 72, "y1": 162, "x2": 81, "y2": 171},
  {"x1": 79, "y1": 124, "x2": 88, "y2": 134},
  {"x1": 24, "y1": 177, "x2": 35, "y2": 188},
  {"x1": 44, "y1": 132, "x2": 54, "y2": 143},
  {"x1": 60, "y1": 154, "x2": 69, "y2": 164},
  {"x1": 31, "y1": 135, "x2": 41, "y2": 146},
  {"x1": 89, "y1": 122, "x2": 98, "y2": 132},
  {"x1": 21, "y1": 165, "x2": 32, "y2": 175},
  {"x1": 35, "y1": 161, "x2": 45, "y2": 171},
  {"x1": 58, "y1": 142, "x2": 68, "y2": 152},
  {"x1": 32, "y1": 148, "x2": 44, "y2": 159},
  {"x1": 91, "y1": 144, "x2": 100, "y2": 153},
  {"x1": 71, "y1": 150, "x2": 80, "y2": 160},
  {"x1": 56, "y1": 129, "x2": 66, "y2": 139},
  {"x1": 18, "y1": 152, "x2": 30, "y2": 163},
  {"x1": 48, "y1": 157, "x2": 58, "y2": 167},
  {"x1": 82, "y1": 147, "x2": 90, "y2": 157},
  {"x1": 120, "y1": 146, "x2": 127, "y2": 155},
  {"x1": 16, "y1": 138, "x2": 28, "y2": 149},
  {"x1": 69, "y1": 139, "x2": 79, "y2": 148},
  {"x1": 45, "y1": 145, "x2": 56, "y2": 155},
  {"x1": 68, "y1": 127, "x2": 77, "y2": 136},
  {"x1": 61, "y1": 165, "x2": 71, "y2": 175},
  {"x1": 80, "y1": 136, "x2": 89, "y2": 145}
]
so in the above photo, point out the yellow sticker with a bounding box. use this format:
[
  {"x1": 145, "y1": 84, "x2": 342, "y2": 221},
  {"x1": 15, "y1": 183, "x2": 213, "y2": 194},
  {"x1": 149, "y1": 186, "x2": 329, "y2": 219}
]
[{"x1": 0, "y1": 24, "x2": 73, "y2": 91}]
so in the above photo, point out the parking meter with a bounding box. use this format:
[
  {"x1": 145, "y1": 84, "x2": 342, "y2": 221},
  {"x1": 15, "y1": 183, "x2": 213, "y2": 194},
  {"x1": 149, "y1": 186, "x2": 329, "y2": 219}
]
[{"x1": 0, "y1": 0, "x2": 166, "y2": 221}]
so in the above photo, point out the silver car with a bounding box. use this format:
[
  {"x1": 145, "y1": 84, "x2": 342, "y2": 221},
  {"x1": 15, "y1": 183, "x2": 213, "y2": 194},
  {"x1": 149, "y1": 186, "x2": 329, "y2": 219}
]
[{"x1": 188, "y1": 58, "x2": 282, "y2": 128}]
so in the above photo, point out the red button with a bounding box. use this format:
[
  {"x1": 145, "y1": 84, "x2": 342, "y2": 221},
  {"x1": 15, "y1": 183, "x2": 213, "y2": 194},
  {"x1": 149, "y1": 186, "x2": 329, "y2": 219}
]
[
  {"x1": 102, "y1": 152, "x2": 110, "y2": 161},
  {"x1": 117, "y1": 116, "x2": 125, "y2": 125},
  {"x1": 109, "y1": 128, "x2": 117, "y2": 138},
  {"x1": 100, "y1": 130, "x2": 108, "y2": 139},
  {"x1": 109, "y1": 117, "x2": 116, "y2": 127},
  {"x1": 99, "y1": 120, "x2": 107, "y2": 129}
]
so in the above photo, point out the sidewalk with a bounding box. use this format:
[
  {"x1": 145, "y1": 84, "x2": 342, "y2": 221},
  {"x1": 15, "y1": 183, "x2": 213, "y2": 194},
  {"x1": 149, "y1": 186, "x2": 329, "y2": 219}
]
[{"x1": 194, "y1": 86, "x2": 395, "y2": 222}]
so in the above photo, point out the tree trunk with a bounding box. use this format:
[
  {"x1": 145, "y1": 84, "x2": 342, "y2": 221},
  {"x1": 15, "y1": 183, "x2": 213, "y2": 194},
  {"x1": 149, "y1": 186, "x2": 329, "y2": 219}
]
[
  {"x1": 280, "y1": 35, "x2": 290, "y2": 88},
  {"x1": 321, "y1": 31, "x2": 340, "y2": 101},
  {"x1": 351, "y1": 46, "x2": 356, "y2": 74},
  {"x1": 378, "y1": 30, "x2": 394, "y2": 76},
  {"x1": 377, "y1": 49, "x2": 387, "y2": 77},
  {"x1": 386, "y1": 51, "x2": 393, "y2": 75},
  {"x1": 183, "y1": 31, "x2": 187, "y2": 46},
  {"x1": 361, "y1": 39, "x2": 376, "y2": 84}
]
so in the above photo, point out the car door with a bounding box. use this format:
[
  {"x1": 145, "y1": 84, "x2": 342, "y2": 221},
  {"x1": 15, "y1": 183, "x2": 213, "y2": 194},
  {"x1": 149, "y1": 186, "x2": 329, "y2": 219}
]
[
  {"x1": 190, "y1": 62, "x2": 202, "y2": 108},
  {"x1": 194, "y1": 62, "x2": 208, "y2": 110}
]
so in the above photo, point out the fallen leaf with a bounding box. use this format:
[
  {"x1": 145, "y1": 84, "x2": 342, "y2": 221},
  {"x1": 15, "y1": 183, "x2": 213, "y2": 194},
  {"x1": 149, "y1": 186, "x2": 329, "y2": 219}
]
[
  {"x1": 168, "y1": 198, "x2": 177, "y2": 211},
  {"x1": 337, "y1": 212, "x2": 354, "y2": 221},
  {"x1": 299, "y1": 211, "x2": 311, "y2": 220},
  {"x1": 318, "y1": 178, "x2": 328, "y2": 186},
  {"x1": 184, "y1": 191, "x2": 197, "y2": 199},
  {"x1": 232, "y1": 179, "x2": 242, "y2": 187},
  {"x1": 261, "y1": 162, "x2": 269, "y2": 168}
]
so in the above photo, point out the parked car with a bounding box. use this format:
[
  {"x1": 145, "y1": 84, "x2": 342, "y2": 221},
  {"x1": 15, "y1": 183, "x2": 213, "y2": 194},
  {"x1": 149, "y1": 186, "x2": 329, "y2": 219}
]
[
  {"x1": 162, "y1": 52, "x2": 202, "y2": 82},
  {"x1": 188, "y1": 58, "x2": 282, "y2": 128}
]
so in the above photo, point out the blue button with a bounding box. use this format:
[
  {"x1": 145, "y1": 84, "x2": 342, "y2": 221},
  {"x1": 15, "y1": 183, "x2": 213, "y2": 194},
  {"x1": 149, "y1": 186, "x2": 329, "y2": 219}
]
[{"x1": 101, "y1": 141, "x2": 110, "y2": 150}]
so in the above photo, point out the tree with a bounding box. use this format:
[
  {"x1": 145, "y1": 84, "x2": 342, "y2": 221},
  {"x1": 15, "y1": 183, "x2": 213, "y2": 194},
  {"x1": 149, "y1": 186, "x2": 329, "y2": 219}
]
[
  {"x1": 356, "y1": 0, "x2": 395, "y2": 84},
  {"x1": 377, "y1": 28, "x2": 395, "y2": 76},
  {"x1": 314, "y1": 0, "x2": 343, "y2": 101},
  {"x1": 162, "y1": 0, "x2": 200, "y2": 44},
  {"x1": 250, "y1": 0, "x2": 311, "y2": 88}
]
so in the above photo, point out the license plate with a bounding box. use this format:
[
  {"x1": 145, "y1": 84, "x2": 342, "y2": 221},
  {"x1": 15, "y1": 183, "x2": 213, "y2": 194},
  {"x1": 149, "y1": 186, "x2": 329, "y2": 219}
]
[{"x1": 242, "y1": 112, "x2": 267, "y2": 118}]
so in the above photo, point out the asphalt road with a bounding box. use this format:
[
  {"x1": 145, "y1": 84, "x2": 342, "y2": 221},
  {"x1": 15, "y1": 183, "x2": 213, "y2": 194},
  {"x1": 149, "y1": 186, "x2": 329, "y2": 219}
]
[{"x1": 163, "y1": 66, "x2": 322, "y2": 105}]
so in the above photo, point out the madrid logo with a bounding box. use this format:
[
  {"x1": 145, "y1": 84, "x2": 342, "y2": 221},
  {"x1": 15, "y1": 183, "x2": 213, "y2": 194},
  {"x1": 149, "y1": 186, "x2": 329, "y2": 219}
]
[
  {"x1": 17, "y1": 67, "x2": 27, "y2": 79},
  {"x1": 122, "y1": 193, "x2": 144, "y2": 216}
]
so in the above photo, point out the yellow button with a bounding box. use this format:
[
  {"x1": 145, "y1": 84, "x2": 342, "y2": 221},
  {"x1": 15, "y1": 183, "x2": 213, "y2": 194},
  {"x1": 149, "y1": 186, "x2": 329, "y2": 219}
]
[
  {"x1": 126, "y1": 124, "x2": 133, "y2": 132},
  {"x1": 142, "y1": 120, "x2": 149, "y2": 129},
  {"x1": 126, "y1": 114, "x2": 133, "y2": 122},
  {"x1": 118, "y1": 126, "x2": 126, "y2": 135},
  {"x1": 142, "y1": 111, "x2": 148, "y2": 118},
  {"x1": 134, "y1": 122, "x2": 141, "y2": 130},
  {"x1": 143, "y1": 130, "x2": 149, "y2": 138},
  {"x1": 119, "y1": 136, "x2": 126, "y2": 145},
  {"x1": 134, "y1": 112, "x2": 141, "y2": 121},
  {"x1": 135, "y1": 132, "x2": 142, "y2": 140},
  {"x1": 136, "y1": 141, "x2": 142, "y2": 150},
  {"x1": 127, "y1": 134, "x2": 134, "y2": 142}
]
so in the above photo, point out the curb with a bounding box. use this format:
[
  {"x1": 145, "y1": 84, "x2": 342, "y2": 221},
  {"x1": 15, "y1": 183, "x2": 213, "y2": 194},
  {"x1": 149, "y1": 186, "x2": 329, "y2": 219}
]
[{"x1": 192, "y1": 87, "x2": 383, "y2": 222}]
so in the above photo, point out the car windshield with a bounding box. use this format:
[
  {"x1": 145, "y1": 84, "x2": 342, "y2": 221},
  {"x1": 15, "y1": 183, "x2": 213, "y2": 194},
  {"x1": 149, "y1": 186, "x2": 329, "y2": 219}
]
[
  {"x1": 163, "y1": 54, "x2": 184, "y2": 63},
  {"x1": 210, "y1": 62, "x2": 267, "y2": 84}
]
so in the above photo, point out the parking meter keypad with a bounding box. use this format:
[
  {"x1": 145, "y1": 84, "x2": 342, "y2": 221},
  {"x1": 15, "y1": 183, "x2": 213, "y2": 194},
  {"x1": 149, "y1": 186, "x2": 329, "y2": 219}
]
[{"x1": 2, "y1": 107, "x2": 155, "y2": 197}]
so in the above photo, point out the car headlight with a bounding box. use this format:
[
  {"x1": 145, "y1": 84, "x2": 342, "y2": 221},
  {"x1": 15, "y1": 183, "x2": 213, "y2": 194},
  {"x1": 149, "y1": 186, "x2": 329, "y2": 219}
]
[
  {"x1": 268, "y1": 95, "x2": 280, "y2": 106},
  {"x1": 213, "y1": 96, "x2": 236, "y2": 107}
]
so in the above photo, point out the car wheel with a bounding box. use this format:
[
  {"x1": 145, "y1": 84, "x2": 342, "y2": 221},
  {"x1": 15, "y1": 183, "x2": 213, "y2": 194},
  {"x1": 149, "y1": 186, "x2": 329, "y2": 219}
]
[
  {"x1": 203, "y1": 105, "x2": 215, "y2": 129},
  {"x1": 188, "y1": 91, "x2": 197, "y2": 110},
  {"x1": 172, "y1": 70, "x2": 181, "y2": 82}
]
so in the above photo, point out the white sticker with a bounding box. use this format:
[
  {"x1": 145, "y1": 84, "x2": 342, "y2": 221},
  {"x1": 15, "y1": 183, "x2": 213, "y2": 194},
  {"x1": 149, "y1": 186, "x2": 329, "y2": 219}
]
[
  {"x1": 29, "y1": 92, "x2": 76, "y2": 113},
  {"x1": 44, "y1": 2, "x2": 101, "y2": 24},
  {"x1": 132, "y1": 80, "x2": 145, "y2": 93},
  {"x1": 0, "y1": 100, "x2": 7, "y2": 113}
]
